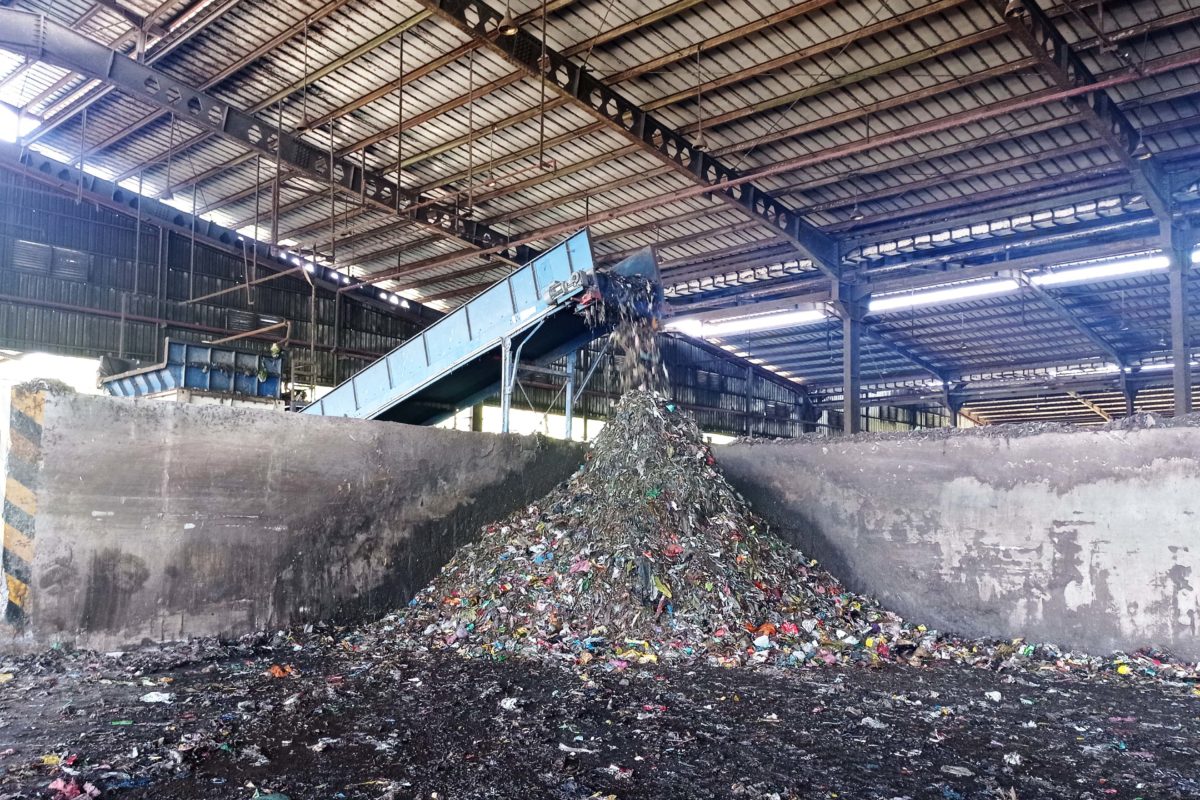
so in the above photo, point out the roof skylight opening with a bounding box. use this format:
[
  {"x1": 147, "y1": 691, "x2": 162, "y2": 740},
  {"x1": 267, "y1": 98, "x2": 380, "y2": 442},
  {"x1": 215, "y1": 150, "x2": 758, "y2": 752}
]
[{"x1": 0, "y1": 102, "x2": 39, "y2": 143}]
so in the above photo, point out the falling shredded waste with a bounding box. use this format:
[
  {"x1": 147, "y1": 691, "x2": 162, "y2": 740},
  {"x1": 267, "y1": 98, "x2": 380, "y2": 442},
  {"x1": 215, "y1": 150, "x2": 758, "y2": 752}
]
[{"x1": 580, "y1": 271, "x2": 667, "y2": 394}]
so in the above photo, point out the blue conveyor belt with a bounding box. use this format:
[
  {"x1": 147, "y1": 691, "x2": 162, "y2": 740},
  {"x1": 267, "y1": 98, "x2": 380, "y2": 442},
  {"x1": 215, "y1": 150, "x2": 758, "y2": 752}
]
[{"x1": 301, "y1": 230, "x2": 658, "y2": 425}]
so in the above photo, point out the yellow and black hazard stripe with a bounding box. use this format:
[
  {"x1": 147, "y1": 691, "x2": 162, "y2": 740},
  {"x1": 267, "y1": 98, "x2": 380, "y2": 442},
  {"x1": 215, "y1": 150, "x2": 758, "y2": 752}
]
[{"x1": 4, "y1": 390, "x2": 42, "y2": 627}]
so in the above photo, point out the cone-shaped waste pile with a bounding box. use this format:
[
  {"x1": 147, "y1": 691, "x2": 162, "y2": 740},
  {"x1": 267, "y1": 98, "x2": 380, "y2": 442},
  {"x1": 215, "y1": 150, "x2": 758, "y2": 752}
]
[{"x1": 405, "y1": 390, "x2": 910, "y2": 667}]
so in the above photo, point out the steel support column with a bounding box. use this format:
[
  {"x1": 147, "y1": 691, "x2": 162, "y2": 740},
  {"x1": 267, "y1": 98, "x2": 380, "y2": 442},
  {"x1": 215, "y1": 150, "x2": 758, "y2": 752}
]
[
  {"x1": 1170, "y1": 228, "x2": 1193, "y2": 415},
  {"x1": 564, "y1": 350, "x2": 577, "y2": 440},
  {"x1": 1120, "y1": 371, "x2": 1138, "y2": 417},
  {"x1": 941, "y1": 382, "x2": 964, "y2": 428},
  {"x1": 500, "y1": 336, "x2": 514, "y2": 434},
  {"x1": 744, "y1": 364, "x2": 755, "y2": 436},
  {"x1": 832, "y1": 282, "x2": 869, "y2": 434}
]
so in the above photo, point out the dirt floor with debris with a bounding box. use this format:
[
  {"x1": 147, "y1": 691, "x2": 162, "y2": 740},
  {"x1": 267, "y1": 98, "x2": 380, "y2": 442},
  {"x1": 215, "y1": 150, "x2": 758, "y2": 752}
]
[{"x1": 0, "y1": 632, "x2": 1197, "y2": 800}]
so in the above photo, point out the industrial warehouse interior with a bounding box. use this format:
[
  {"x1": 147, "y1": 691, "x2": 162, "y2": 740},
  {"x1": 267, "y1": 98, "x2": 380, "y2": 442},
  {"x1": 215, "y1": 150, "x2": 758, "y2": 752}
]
[{"x1": 0, "y1": 0, "x2": 1199, "y2": 797}]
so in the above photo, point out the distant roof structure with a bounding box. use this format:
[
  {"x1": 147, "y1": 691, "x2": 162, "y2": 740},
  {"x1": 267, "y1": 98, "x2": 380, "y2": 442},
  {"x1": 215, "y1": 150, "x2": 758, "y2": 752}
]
[{"x1": 2, "y1": 0, "x2": 1199, "y2": 420}]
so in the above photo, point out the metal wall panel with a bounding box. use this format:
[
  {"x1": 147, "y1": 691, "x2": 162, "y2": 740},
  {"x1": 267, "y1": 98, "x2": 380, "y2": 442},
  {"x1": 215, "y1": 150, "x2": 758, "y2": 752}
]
[{"x1": 0, "y1": 172, "x2": 414, "y2": 386}]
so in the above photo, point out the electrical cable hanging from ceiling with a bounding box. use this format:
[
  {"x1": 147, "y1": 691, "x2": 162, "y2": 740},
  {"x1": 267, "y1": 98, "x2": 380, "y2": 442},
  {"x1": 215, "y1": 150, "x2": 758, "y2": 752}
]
[
  {"x1": 537, "y1": 0, "x2": 549, "y2": 170},
  {"x1": 273, "y1": 101, "x2": 282, "y2": 244},
  {"x1": 467, "y1": 48, "x2": 475, "y2": 213},
  {"x1": 302, "y1": 16, "x2": 310, "y2": 127},
  {"x1": 694, "y1": 48, "x2": 704, "y2": 152},
  {"x1": 328, "y1": 118, "x2": 337, "y2": 269},
  {"x1": 160, "y1": 111, "x2": 176, "y2": 201},
  {"x1": 249, "y1": 153, "x2": 260, "y2": 305},
  {"x1": 395, "y1": 26, "x2": 406, "y2": 287}
]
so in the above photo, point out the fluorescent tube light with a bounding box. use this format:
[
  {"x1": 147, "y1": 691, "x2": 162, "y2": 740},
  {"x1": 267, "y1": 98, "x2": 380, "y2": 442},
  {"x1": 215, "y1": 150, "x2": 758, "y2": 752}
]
[
  {"x1": 869, "y1": 279, "x2": 1019, "y2": 313},
  {"x1": 667, "y1": 309, "x2": 826, "y2": 338},
  {"x1": 1031, "y1": 255, "x2": 1169, "y2": 286}
]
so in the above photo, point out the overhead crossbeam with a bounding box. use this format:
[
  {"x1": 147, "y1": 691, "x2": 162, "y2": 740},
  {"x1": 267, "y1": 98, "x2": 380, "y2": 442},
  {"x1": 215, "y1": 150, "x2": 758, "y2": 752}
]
[
  {"x1": 995, "y1": 0, "x2": 1173, "y2": 231},
  {"x1": 1019, "y1": 277, "x2": 1130, "y2": 367},
  {"x1": 0, "y1": 8, "x2": 538, "y2": 268},
  {"x1": 412, "y1": 0, "x2": 842, "y2": 278},
  {"x1": 865, "y1": 328, "x2": 951, "y2": 383}
]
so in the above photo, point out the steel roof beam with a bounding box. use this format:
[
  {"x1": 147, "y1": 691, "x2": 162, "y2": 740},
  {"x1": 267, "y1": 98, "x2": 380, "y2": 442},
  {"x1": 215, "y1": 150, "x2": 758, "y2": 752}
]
[
  {"x1": 285, "y1": 0, "x2": 693, "y2": 156},
  {"x1": 596, "y1": 162, "x2": 1123, "y2": 266},
  {"x1": 23, "y1": 0, "x2": 240, "y2": 145},
  {"x1": 1017, "y1": 276, "x2": 1130, "y2": 366},
  {"x1": 863, "y1": 327, "x2": 951, "y2": 383},
  {"x1": 834, "y1": 170, "x2": 1130, "y2": 239},
  {"x1": 412, "y1": 0, "x2": 842, "y2": 278},
  {"x1": 201, "y1": 28, "x2": 1176, "y2": 247},
  {"x1": 84, "y1": 0, "x2": 362, "y2": 165},
  {"x1": 0, "y1": 9, "x2": 539, "y2": 268},
  {"x1": 799, "y1": 140, "x2": 1109, "y2": 216},
  {"x1": 645, "y1": 0, "x2": 970, "y2": 113},
  {"x1": 681, "y1": 27, "x2": 1008, "y2": 136},
  {"x1": 995, "y1": 0, "x2": 1172, "y2": 233},
  {"x1": 351, "y1": 44, "x2": 1200, "y2": 290},
  {"x1": 681, "y1": 2, "x2": 1189, "y2": 140},
  {"x1": 603, "y1": 0, "x2": 839, "y2": 85},
  {"x1": 203, "y1": 16, "x2": 1175, "y2": 241},
  {"x1": 109, "y1": 2, "x2": 580, "y2": 184}
]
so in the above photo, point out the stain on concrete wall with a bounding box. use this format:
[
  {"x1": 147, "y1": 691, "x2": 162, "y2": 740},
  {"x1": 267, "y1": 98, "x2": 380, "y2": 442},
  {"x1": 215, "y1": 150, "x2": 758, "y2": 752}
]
[
  {"x1": 719, "y1": 425, "x2": 1200, "y2": 658},
  {"x1": 0, "y1": 391, "x2": 584, "y2": 652}
]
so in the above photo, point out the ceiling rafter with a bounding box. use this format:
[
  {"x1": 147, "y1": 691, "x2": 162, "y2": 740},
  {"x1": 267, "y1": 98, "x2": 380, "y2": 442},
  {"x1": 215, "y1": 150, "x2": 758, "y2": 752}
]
[
  {"x1": 211, "y1": 28, "x2": 1176, "y2": 256},
  {"x1": 342, "y1": 42, "x2": 1200, "y2": 294},
  {"x1": 413, "y1": 0, "x2": 841, "y2": 278},
  {"x1": 84, "y1": 0, "x2": 363, "y2": 166},
  {"x1": 23, "y1": 0, "x2": 242, "y2": 145},
  {"x1": 0, "y1": 8, "x2": 544, "y2": 270},
  {"x1": 183, "y1": 0, "x2": 1184, "y2": 251},
  {"x1": 108, "y1": 2, "x2": 582, "y2": 185},
  {"x1": 994, "y1": 0, "x2": 1172, "y2": 232}
]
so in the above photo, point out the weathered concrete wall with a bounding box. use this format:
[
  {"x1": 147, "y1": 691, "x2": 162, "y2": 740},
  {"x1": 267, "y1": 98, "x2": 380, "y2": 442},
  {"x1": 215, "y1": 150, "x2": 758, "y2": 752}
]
[
  {"x1": 720, "y1": 423, "x2": 1200, "y2": 658},
  {"x1": 0, "y1": 389, "x2": 584, "y2": 652}
]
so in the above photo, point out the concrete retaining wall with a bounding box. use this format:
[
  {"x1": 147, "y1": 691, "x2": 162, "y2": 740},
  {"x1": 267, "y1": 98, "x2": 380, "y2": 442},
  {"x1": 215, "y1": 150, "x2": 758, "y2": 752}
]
[
  {"x1": 5, "y1": 388, "x2": 1198, "y2": 658},
  {"x1": 0, "y1": 389, "x2": 583, "y2": 652},
  {"x1": 720, "y1": 422, "x2": 1200, "y2": 658}
]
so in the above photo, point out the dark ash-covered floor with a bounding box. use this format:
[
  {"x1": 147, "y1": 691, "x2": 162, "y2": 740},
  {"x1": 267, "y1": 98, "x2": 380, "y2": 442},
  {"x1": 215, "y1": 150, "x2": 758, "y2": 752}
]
[{"x1": 0, "y1": 631, "x2": 1196, "y2": 800}]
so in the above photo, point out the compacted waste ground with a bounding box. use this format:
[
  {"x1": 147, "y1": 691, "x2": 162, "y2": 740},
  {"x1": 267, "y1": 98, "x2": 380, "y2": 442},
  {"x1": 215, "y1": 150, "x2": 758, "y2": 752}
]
[{"x1": 0, "y1": 637, "x2": 1198, "y2": 799}]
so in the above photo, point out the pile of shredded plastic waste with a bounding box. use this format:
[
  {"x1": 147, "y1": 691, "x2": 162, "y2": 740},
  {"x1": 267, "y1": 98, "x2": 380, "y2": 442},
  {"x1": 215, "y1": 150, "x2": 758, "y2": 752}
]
[
  {"x1": 403, "y1": 390, "x2": 1200, "y2": 680},
  {"x1": 401, "y1": 391, "x2": 907, "y2": 668}
]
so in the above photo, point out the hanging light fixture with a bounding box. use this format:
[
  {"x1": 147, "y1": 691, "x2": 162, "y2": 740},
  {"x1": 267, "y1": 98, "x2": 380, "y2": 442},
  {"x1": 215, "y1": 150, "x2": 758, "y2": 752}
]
[
  {"x1": 849, "y1": 180, "x2": 864, "y2": 221},
  {"x1": 1131, "y1": 132, "x2": 1152, "y2": 160},
  {"x1": 498, "y1": 1, "x2": 518, "y2": 36}
]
